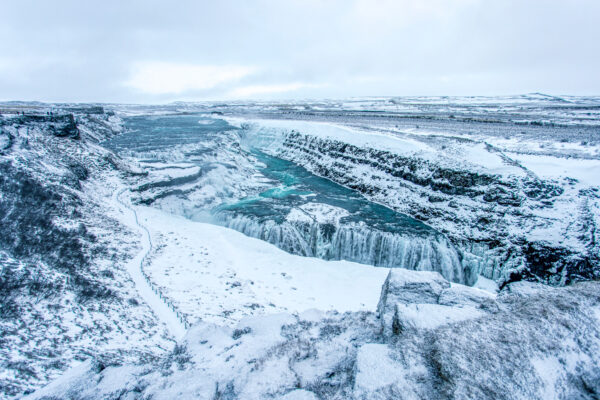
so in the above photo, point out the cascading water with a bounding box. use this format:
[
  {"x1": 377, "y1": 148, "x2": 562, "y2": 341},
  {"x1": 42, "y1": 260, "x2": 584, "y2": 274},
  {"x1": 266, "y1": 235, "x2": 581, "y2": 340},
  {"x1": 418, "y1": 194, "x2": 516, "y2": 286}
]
[
  {"x1": 210, "y1": 147, "x2": 475, "y2": 284},
  {"x1": 213, "y1": 210, "x2": 468, "y2": 283}
]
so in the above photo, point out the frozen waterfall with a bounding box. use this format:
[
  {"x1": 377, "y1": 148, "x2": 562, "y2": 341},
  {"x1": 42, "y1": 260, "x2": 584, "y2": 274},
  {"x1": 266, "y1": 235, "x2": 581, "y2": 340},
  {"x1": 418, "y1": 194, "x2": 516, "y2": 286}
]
[{"x1": 213, "y1": 211, "x2": 473, "y2": 284}]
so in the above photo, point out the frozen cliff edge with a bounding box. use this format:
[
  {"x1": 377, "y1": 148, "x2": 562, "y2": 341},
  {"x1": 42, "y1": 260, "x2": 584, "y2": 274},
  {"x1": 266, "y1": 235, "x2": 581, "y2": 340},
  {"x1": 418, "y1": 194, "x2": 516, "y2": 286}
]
[
  {"x1": 232, "y1": 118, "x2": 600, "y2": 286},
  {"x1": 214, "y1": 209, "x2": 472, "y2": 285},
  {"x1": 27, "y1": 268, "x2": 600, "y2": 400}
]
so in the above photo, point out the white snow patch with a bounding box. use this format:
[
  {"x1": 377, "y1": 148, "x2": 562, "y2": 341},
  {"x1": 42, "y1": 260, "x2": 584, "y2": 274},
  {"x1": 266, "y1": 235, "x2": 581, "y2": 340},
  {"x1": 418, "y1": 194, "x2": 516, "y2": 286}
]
[
  {"x1": 354, "y1": 344, "x2": 402, "y2": 392},
  {"x1": 277, "y1": 389, "x2": 319, "y2": 400},
  {"x1": 473, "y1": 275, "x2": 499, "y2": 293},
  {"x1": 23, "y1": 361, "x2": 92, "y2": 399},
  {"x1": 395, "y1": 303, "x2": 484, "y2": 330},
  {"x1": 532, "y1": 357, "x2": 562, "y2": 399},
  {"x1": 230, "y1": 117, "x2": 433, "y2": 156},
  {"x1": 354, "y1": 343, "x2": 425, "y2": 399},
  {"x1": 509, "y1": 152, "x2": 600, "y2": 187},
  {"x1": 286, "y1": 203, "x2": 349, "y2": 224},
  {"x1": 148, "y1": 165, "x2": 200, "y2": 179}
]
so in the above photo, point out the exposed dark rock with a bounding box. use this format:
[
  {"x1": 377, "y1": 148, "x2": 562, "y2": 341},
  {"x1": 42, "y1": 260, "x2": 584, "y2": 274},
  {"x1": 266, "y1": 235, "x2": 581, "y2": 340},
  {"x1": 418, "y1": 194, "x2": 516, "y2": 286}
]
[
  {"x1": 514, "y1": 242, "x2": 600, "y2": 285},
  {"x1": 61, "y1": 171, "x2": 82, "y2": 190},
  {"x1": 16, "y1": 114, "x2": 80, "y2": 139},
  {"x1": 68, "y1": 161, "x2": 89, "y2": 181},
  {"x1": 64, "y1": 106, "x2": 105, "y2": 115},
  {"x1": 134, "y1": 169, "x2": 205, "y2": 192},
  {"x1": 0, "y1": 130, "x2": 13, "y2": 152},
  {"x1": 428, "y1": 194, "x2": 446, "y2": 203},
  {"x1": 482, "y1": 187, "x2": 522, "y2": 206}
]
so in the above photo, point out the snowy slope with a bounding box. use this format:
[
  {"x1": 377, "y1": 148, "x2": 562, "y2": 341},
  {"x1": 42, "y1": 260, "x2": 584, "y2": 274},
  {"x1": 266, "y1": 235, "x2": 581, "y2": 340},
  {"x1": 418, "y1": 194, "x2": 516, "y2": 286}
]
[
  {"x1": 131, "y1": 201, "x2": 389, "y2": 327},
  {"x1": 0, "y1": 110, "x2": 175, "y2": 397},
  {"x1": 25, "y1": 269, "x2": 600, "y2": 400}
]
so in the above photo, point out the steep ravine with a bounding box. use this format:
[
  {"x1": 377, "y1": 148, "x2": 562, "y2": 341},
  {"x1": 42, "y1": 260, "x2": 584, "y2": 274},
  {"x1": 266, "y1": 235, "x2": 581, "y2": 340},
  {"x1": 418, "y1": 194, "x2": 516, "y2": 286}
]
[{"x1": 239, "y1": 122, "x2": 599, "y2": 286}]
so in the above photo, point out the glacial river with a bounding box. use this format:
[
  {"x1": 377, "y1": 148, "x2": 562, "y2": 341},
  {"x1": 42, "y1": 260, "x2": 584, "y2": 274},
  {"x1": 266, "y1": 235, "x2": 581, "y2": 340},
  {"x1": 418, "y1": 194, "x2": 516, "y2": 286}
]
[{"x1": 104, "y1": 114, "x2": 468, "y2": 283}]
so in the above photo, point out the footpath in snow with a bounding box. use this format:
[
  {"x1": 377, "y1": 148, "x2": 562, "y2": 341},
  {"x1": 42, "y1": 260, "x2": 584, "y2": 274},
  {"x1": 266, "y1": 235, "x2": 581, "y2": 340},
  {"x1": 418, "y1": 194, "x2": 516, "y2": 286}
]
[{"x1": 113, "y1": 189, "x2": 187, "y2": 339}]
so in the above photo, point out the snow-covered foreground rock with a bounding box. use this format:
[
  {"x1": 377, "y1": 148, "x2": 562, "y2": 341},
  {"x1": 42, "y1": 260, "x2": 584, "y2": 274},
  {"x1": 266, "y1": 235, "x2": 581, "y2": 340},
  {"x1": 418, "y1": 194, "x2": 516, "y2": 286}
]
[{"x1": 26, "y1": 269, "x2": 600, "y2": 400}]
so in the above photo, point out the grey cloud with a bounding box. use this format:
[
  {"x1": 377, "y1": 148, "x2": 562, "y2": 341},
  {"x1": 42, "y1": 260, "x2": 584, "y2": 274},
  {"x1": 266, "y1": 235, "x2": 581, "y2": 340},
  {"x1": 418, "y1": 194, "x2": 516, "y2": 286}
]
[{"x1": 0, "y1": 0, "x2": 598, "y2": 102}]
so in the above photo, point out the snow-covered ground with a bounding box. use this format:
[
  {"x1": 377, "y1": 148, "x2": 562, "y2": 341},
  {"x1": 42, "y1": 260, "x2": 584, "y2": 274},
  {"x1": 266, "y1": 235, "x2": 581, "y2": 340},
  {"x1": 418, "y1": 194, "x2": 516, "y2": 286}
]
[
  {"x1": 133, "y1": 202, "x2": 389, "y2": 327},
  {"x1": 24, "y1": 267, "x2": 600, "y2": 400},
  {"x1": 508, "y1": 153, "x2": 600, "y2": 187},
  {"x1": 113, "y1": 187, "x2": 187, "y2": 338}
]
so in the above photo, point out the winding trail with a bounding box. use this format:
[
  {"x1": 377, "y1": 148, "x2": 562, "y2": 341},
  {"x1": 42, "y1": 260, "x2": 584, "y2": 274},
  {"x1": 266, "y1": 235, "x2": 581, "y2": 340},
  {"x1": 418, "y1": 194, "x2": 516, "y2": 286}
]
[{"x1": 114, "y1": 188, "x2": 187, "y2": 339}]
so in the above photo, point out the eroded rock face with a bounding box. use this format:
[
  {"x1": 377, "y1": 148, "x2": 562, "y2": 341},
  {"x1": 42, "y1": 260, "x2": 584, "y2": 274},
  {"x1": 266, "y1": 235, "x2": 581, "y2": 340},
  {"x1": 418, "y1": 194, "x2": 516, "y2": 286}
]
[
  {"x1": 16, "y1": 114, "x2": 80, "y2": 139},
  {"x1": 28, "y1": 269, "x2": 600, "y2": 400}
]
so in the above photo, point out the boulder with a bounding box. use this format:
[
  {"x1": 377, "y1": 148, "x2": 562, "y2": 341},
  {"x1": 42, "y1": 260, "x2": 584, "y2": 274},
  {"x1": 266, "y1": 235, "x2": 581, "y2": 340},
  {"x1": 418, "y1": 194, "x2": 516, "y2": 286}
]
[
  {"x1": 392, "y1": 303, "x2": 484, "y2": 333},
  {"x1": 377, "y1": 269, "x2": 496, "y2": 337},
  {"x1": 437, "y1": 284, "x2": 496, "y2": 307},
  {"x1": 376, "y1": 269, "x2": 450, "y2": 337}
]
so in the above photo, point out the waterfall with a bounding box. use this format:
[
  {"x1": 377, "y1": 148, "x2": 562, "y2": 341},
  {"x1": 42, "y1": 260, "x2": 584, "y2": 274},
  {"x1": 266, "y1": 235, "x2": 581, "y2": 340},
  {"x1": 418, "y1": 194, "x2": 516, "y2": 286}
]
[{"x1": 213, "y1": 211, "x2": 471, "y2": 284}]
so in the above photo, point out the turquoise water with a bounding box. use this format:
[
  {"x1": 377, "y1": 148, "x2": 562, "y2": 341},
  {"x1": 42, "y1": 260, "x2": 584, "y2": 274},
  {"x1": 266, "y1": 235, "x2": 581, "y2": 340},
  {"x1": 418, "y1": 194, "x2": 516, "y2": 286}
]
[
  {"x1": 217, "y1": 150, "x2": 433, "y2": 236},
  {"x1": 107, "y1": 114, "x2": 431, "y2": 236}
]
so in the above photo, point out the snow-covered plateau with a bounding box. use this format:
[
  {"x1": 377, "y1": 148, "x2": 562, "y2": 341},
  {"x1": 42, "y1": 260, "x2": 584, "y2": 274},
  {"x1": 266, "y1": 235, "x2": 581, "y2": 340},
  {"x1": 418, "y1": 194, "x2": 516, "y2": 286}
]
[{"x1": 0, "y1": 95, "x2": 599, "y2": 399}]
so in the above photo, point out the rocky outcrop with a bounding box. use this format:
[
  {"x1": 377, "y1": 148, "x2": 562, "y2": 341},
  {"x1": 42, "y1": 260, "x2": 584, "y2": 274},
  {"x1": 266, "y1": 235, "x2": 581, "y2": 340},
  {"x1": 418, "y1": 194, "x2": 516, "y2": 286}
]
[
  {"x1": 133, "y1": 168, "x2": 205, "y2": 193},
  {"x1": 15, "y1": 114, "x2": 80, "y2": 139},
  {"x1": 376, "y1": 269, "x2": 494, "y2": 337},
  {"x1": 0, "y1": 109, "x2": 166, "y2": 397}
]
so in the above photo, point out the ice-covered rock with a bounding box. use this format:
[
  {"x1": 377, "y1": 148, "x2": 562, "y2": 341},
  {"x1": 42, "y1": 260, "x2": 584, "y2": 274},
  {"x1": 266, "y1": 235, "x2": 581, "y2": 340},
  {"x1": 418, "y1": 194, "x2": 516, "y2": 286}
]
[
  {"x1": 393, "y1": 303, "x2": 485, "y2": 332},
  {"x1": 376, "y1": 269, "x2": 496, "y2": 337},
  {"x1": 437, "y1": 283, "x2": 496, "y2": 306},
  {"x1": 377, "y1": 269, "x2": 450, "y2": 336}
]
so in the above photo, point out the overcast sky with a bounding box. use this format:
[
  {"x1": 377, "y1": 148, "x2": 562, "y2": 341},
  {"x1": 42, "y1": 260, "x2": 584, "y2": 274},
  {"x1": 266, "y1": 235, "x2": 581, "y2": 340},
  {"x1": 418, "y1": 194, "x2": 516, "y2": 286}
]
[{"x1": 1, "y1": 0, "x2": 599, "y2": 103}]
